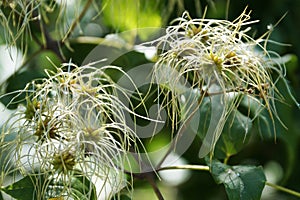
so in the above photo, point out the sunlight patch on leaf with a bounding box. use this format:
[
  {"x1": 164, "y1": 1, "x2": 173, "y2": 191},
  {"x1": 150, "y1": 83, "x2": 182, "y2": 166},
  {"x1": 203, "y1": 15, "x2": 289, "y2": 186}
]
[{"x1": 102, "y1": 0, "x2": 162, "y2": 40}]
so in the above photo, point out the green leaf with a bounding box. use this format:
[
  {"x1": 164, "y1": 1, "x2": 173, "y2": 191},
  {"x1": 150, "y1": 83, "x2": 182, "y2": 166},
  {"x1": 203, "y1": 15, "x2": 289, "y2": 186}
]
[
  {"x1": 70, "y1": 174, "x2": 97, "y2": 200},
  {"x1": 239, "y1": 95, "x2": 275, "y2": 139},
  {"x1": 197, "y1": 97, "x2": 211, "y2": 140},
  {"x1": 111, "y1": 193, "x2": 132, "y2": 200},
  {"x1": 197, "y1": 96, "x2": 252, "y2": 159},
  {"x1": 1, "y1": 173, "x2": 97, "y2": 200},
  {"x1": 214, "y1": 110, "x2": 252, "y2": 159},
  {"x1": 1, "y1": 175, "x2": 38, "y2": 200},
  {"x1": 1, "y1": 69, "x2": 44, "y2": 109},
  {"x1": 198, "y1": 89, "x2": 229, "y2": 157},
  {"x1": 209, "y1": 159, "x2": 266, "y2": 200},
  {"x1": 46, "y1": 172, "x2": 97, "y2": 200}
]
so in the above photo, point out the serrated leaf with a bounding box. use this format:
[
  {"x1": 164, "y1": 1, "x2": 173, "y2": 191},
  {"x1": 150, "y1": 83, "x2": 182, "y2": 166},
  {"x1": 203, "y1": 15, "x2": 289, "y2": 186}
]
[{"x1": 209, "y1": 159, "x2": 266, "y2": 200}]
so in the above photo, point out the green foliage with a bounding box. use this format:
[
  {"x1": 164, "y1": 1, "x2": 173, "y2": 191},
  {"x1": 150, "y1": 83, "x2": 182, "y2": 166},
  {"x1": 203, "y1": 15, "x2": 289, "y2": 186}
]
[
  {"x1": 209, "y1": 159, "x2": 266, "y2": 200},
  {"x1": 197, "y1": 96, "x2": 253, "y2": 159},
  {"x1": 0, "y1": 174, "x2": 96, "y2": 200},
  {"x1": 102, "y1": 0, "x2": 162, "y2": 40},
  {"x1": 65, "y1": 174, "x2": 97, "y2": 200},
  {"x1": 0, "y1": 1, "x2": 299, "y2": 200},
  {"x1": 215, "y1": 110, "x2": 252, "y2": 159},
  {"x1": 1, "y1": 175, "x2": 41, "y2": 200}
]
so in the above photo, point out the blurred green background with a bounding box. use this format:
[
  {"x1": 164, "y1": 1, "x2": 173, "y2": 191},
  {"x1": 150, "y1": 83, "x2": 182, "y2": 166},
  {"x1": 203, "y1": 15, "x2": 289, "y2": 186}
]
[{"x1": 0, "y1": 0, "x2": 300, "y2": 199}]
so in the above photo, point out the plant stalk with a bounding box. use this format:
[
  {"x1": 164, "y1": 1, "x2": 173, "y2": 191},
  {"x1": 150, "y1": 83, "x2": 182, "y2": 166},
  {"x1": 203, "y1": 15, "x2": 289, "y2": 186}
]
[
  {"x1": 158, "y1": 164, "x2": 300, "y2": 198},
  {"x1": 265, "y1": 181, "x2": 300, "y2": 198},
  {"x1": 158, "y1": 165, "x2": 209, "y2": 171},
  {"x1": 62, "y1": 0, "x2": 93, "y2": 42}
]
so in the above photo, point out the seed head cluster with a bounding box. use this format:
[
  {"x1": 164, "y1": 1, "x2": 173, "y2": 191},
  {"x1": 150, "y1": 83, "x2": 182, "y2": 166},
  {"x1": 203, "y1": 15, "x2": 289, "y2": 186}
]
[
  {"x1": 147, "y1": 10, "x2": 289, "y2": 155},
  {"x1": 0, "y1": 64, "x2": 137, "y2": 199}
]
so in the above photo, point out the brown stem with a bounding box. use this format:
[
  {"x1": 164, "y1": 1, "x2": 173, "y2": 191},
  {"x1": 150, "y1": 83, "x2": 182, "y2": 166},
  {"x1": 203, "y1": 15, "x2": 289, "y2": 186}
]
[
  {"x1": 131, "y1": 172, "x2": 164, "y2": 200},
  {"x1": 145, "y1": 174, "x2": 165, "y2": 200},
  {"x1": 42, "y1": 24, "x2": 64, "y2": 61},
  {"x1": 62, "y1": 0, "x2": 93, "y2": 42},
  {"x1": 122, "y1": 147, "x2": 163, "y2": 200}
]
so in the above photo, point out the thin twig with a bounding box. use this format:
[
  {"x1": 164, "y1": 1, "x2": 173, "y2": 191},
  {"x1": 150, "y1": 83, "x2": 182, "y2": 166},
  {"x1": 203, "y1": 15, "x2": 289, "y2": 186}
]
[
  {"x1": 225, "y1": 0, "x2": 230, "y2": 20},
  {"x1": 127, "y1": 171, "x2": 164, "y2": 200},
  {"x1": 265, "y1": 182, "x2": 300, "y2": 198},
  {"x1": 62, "y1": 0, "x2": 93, "y2": 42},
  {"x1": 42, "y1": 24, "x2": 64, "y2": 61},
  {"x1": 123, "y1": 147, "x2": 163, "y2": 199},
  {"x1": 144, "y1": 173, "x2": 165, "y2": 200},
  {"x1": 158, "y1": 164, "x2": 210, "y2": 171}
]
